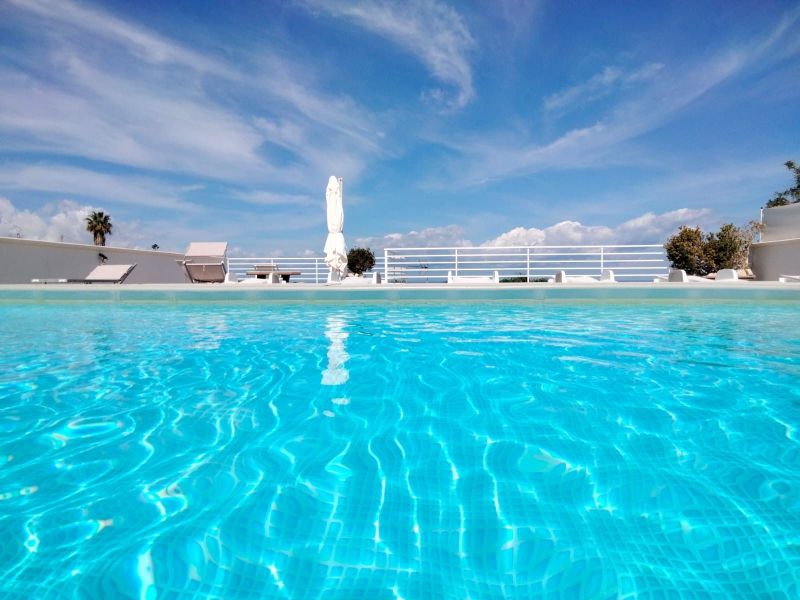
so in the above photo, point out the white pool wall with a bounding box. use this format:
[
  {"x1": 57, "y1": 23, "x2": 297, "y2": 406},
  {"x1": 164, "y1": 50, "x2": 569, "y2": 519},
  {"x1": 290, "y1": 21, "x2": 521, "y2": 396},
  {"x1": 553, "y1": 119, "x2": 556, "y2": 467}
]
[{"x1": 2, "y1": 281, "x2": 800, "y2": 303}]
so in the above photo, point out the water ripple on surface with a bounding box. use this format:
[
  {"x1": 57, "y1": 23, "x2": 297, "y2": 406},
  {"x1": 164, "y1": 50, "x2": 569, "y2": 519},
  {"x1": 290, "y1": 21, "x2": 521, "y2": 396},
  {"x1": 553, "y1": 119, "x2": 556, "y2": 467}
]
[{"x1": 1, "y1": 301, "x2": 799, "y2": 597}]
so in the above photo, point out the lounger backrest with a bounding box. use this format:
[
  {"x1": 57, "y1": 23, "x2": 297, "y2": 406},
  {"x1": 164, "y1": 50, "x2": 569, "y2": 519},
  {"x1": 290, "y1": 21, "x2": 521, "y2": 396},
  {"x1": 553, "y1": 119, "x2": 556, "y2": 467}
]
[
  {"x1": 716, "y1": 269, "x2": 738, "y2": 281},
  {"x1": 668, "y1": 269, "x2": 688, "y2": 282},
  {"x1": 185, "y1": 262, "x2": 226, "y2": 283},
  {"x1": 184, "y1": 242, "x2": 228, "y2": 259},
  {"x1": 84, "y1": 264, "x2": 136, "y2": 283},
  {"x1": 182, "y1": 242, "x2": 228, "y2": 282}
]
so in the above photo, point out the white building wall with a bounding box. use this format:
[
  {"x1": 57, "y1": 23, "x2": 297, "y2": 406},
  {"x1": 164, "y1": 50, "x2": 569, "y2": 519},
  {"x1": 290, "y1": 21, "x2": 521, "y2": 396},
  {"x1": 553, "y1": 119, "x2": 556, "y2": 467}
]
[
  {"x1": 749, "y1": 203, "x2": 800, "y2": 281},
  {"x1": 0, "y1": 237, "x2": 188, "y2": 283},
  {"x1": 750, "y1": 239, "x2": 800, "y2": 281},
  {"x1": 760, "y1": 203, "x2": 800, "y2": 242}
]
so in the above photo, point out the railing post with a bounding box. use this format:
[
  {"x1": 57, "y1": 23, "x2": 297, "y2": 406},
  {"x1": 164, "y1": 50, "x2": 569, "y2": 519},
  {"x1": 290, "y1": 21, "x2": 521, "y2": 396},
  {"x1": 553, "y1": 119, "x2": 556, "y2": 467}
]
[
  {"x1": 454, "y1": 248, "x2": 459, "y2": 276},
  {"x1": 526, "y1": 247, "x2": 530, "y2": 282},
  {"x1": 600, "y1": 246, "x2": 604, "y2": 275},
  {"x1": 384, "y1": 249, "x2": 389, "y2": 283}
]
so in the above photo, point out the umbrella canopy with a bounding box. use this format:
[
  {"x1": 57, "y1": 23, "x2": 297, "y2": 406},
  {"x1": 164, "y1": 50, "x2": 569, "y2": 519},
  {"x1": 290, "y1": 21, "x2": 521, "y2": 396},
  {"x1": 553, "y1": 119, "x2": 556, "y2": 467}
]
[{"x1": 324, "y1": 175, "x2": 348, "y2": 280}]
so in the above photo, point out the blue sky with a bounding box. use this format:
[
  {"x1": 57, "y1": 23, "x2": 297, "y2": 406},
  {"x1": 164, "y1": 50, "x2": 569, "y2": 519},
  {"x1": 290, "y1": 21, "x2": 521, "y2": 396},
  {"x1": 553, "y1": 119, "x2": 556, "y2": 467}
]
[{"x1": 0, "y1": 0, "x2": 798, "y2": 255}]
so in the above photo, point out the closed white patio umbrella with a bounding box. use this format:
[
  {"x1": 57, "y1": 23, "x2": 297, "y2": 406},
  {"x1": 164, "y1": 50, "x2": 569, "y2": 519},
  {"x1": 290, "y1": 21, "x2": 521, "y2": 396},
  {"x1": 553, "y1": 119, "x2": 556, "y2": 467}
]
[{"x1": 324, "y1": 175, "x2": 348, "y2": 282}]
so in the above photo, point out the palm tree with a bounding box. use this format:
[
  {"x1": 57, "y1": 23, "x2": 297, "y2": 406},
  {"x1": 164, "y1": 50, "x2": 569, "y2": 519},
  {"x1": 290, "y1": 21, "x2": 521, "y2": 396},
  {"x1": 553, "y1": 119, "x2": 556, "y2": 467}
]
[{"x1": 85, "y1": 211, "x2": 113, "y2": 246}]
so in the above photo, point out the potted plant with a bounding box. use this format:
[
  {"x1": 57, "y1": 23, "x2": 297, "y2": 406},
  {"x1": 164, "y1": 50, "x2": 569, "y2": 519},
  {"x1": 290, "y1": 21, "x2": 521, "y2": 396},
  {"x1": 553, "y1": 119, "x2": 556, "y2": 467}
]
[{"x1": 347, "y1": 247, "x2": 375, "y2": 276}]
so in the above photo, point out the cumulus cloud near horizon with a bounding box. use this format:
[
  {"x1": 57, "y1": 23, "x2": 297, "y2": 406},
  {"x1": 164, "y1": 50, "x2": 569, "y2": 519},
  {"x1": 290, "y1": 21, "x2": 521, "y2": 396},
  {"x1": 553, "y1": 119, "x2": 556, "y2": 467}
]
[
  {"x1": 0, "y1": 196, "x2": 96, "y2": 243},
  {"x1": 354, "y1": 224, "x2": 473, "y2": 249},
  {"x1": 354, "y1": 208, "x2": 712, "y2": 251},
  {"x1": 0, "y1": 196, "x2": 148, "y2": 248},
  {"x1": 483, "y1": 208, "x2": 713, "y2": 247}
]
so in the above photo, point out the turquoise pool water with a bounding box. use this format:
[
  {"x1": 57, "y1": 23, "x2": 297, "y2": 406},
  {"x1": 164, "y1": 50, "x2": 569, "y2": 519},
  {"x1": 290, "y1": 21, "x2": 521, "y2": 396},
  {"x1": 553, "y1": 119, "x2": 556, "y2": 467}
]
[{"x1": 1, "y1": 300, "x2": 799, "y2": 598}]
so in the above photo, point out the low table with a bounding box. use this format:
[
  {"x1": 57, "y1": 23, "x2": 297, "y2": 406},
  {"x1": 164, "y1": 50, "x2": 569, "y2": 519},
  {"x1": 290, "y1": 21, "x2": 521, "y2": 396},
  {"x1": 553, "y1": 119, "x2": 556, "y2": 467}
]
[{"x1": 246, "y1": 270, "x2": 301, "y2": 282}]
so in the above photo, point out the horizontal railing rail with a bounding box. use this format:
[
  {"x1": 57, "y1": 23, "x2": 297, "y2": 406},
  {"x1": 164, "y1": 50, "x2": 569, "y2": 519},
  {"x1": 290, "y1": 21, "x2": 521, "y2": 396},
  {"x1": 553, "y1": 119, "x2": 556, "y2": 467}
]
[{"x1": 229, "y1": 244, "x2": 669, "y2": 283}]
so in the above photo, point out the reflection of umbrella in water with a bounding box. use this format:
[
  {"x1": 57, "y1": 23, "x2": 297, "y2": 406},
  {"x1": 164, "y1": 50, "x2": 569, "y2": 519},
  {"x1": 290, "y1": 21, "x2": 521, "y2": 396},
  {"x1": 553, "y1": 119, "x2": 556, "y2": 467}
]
[
  {"x1": 322, "y1": 315, "x2": 349, "y2": 386},
  {"x1": 324, "y1": 175, "x2": 348, "y2": 283}
]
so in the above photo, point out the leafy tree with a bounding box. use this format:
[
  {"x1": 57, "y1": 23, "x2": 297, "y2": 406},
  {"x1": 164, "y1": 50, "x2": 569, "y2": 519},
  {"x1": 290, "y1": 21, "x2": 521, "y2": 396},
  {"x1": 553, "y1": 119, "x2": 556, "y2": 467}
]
[
  {"x1": 347, "y1": 247, "x2": 375, "y2": 275},
  {"x1": 707, "y1": 223, "x2": 746, "y2": 270},
  {"x1": 665, "y1": 226, "x2": 714, "y2": 275},
  {"x1": 765, "y1": 160, "x2": 800, "y2": 207},
  {"x1": 85, "y1": 211, "x2": 113, "y2": 246}
]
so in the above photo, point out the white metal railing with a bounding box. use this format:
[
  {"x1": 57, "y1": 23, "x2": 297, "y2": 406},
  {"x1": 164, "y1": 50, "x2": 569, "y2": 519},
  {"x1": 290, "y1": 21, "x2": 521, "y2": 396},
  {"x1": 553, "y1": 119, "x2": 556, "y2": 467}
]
[
  {"x1": 228, "y1": 244, "x2": 669, "y2": 284},
  {"x1": 227, "y1": 256, "x2": 329, "y2": 283},
  {"x1": 382, "y1": 244, "x2": 669, "y2": 282}
]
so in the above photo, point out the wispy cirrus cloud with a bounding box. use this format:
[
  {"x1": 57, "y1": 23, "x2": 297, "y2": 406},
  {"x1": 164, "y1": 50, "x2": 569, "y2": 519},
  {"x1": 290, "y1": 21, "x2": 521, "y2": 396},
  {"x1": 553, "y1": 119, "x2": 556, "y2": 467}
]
[
  {"x1": 234, "y1": 189, "x2": 318, "y2": 206},
  {"x1": 5, "y1": 0, "x2": 232, "y2": 75},
  {"x1": 544, "y1": 63, "x2": 664, "y2": 113},
  {"x1": 0, "y1": 60, "x2": 279, "y2": 183},
  {"x1": 431, "y1": 7, "x2": 800, "y2": 187},
  {"x1": 0, "y1": 0, "x2": 386, "y2": 195},
  {"x1": 0, "y1": 164, "x2": 196, "y2": 211},
  {"x1": 300, "y1": 0, "x2": 476, "y2": 110}
]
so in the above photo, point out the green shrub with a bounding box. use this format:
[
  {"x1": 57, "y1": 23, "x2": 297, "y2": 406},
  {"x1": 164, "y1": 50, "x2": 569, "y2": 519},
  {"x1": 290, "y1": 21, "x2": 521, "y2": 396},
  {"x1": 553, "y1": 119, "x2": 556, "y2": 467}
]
[
  {"x1": 347, "y1": 247, "x2": 375, "y2": 275},
  {"x1": 664, "y1": 226, "x2": 713, "y2": 275},
  {"x1": 665, "y1": 223, "x2": 756, "y2": 275}
]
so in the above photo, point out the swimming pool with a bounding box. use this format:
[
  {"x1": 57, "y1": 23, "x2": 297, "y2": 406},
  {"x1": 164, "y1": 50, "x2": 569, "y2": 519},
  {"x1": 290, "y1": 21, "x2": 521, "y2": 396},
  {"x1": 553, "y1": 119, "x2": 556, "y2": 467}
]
[{"x1": 1, "y1": 299, "x2": 799, "y2": 598}]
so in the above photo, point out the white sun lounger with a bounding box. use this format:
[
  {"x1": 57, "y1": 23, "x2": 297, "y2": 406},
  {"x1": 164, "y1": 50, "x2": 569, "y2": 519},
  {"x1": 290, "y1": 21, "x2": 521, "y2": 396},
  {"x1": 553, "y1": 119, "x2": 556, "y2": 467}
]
[
  {"x1": 340, "y1": 272, "x2": 382, "y2": 285},
  {"x1": 653, "y1": 269, "x2": 739, "y2": 284},
  {"x1": 65, "y1": 263, "x2": 137, "y2": 284},
  {"x1": 653, "y1": 269, "x2": 715, "y2": 283},
  {"x1": 447, "y1": 271, "x2": 499, "y2": 284},
  {"x1": 653, "y1": 268, "x2": 688, "y2": 282},
  {"x1": 778, "y1": 274, "x2": 800, "y2": 283},
  {"x1": 179, "y1": 242, "x2": 229, "y2": 283},
  {"x1": 715, "y1": 269, "x2": 739, "y2": 281},
  {"x1": 550, "y1": 270, "x2": 615, "y2": 283}
]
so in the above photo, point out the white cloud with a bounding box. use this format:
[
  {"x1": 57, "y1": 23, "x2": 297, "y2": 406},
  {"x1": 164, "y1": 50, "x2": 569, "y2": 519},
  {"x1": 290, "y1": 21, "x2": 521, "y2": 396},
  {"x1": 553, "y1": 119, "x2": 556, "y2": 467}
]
[
  {"x1": 544, "y1": 63, "x2": 664, "y2": 112},
  {"x1": 0, "y1": 0, "x2": 386, "y2": 192},
  {"x1": 493, "y1": 0, "x2": 543, "y2": 40},
  {"x1": 0, "y1": 195, "x2": 205, "y2": 250},
  {"x1": 301, "y1": 0, "x2": 476, "y2": 110},
  {"x1": 483, "y1": 208, "x2": 712, "y2": 247},
  {"x1": 1, "y1": 196, "x2": 94, "y2": 243},
  {"x1": 354, "y1": 225, "x2": 472, "y2": 250},
  {"x1": 433, "y1": 9, "x2": 800, "y2": 186},
  {"x1": 349, "y1": 208, "x2": 713, "y2": 253},
  {"x1": 234, "y1": 189, "x2": 317, "y2": 206},
  {"x1": 0, "y1": 164, "x2": 195, "y2": 211},
  {"x1": 6, "y1": 0, "x2": 232, "y2": 76},
  {"x1": 0, "y1": 60, "x2": 278, "y2": 183}
]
